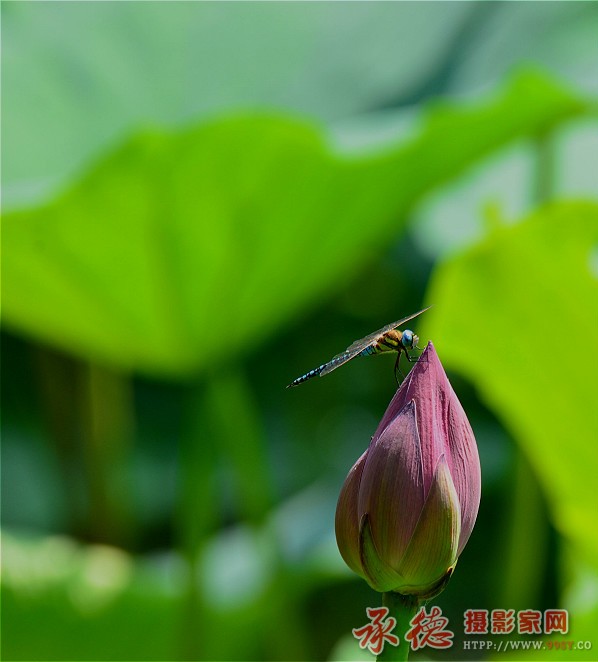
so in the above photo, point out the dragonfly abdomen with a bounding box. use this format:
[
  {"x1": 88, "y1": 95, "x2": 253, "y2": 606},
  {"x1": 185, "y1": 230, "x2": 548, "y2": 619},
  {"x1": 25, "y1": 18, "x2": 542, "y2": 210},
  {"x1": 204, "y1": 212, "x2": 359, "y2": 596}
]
[
  {"x1": 286, "y1": 362, "x2": 328, "y2": 388},
  {"x1": 360, "y1": 344, "x2": 379, "y2": 356}
]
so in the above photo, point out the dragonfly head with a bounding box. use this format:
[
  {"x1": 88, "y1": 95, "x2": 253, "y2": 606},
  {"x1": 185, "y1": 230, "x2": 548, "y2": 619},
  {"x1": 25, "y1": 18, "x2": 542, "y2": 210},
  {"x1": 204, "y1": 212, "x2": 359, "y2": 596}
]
[{"x1": 402, "y1": 329, "x2": 418, "y2": 349}]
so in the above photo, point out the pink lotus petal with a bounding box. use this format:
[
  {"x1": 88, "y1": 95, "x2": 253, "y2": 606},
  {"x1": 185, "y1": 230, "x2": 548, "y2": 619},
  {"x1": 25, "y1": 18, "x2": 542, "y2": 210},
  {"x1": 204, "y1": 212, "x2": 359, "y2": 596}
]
[
  {"x1": 335, "y1": 450, "x2": 367, "y2": 577},
  {"x1": 358, "y1": 514, "x2": 404, "y2": 592},
  {"x1": 358, "y1": 400, "x2": 425, "y2": 566},
  {"x1": 397, "y1": 455, "x2": 460, "y2": 589}
]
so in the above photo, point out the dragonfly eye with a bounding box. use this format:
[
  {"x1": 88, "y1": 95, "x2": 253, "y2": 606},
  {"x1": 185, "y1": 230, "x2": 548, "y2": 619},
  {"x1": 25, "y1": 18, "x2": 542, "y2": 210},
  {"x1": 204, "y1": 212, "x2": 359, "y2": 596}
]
[{"x1": 402, "y1": 329, "x2": 414, "y2": 348}]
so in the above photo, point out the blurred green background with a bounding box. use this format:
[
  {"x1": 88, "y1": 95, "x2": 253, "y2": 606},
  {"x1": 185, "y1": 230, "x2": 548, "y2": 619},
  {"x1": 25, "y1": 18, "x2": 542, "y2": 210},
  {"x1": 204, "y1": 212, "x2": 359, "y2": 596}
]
[{"x1": 2, "y1": 3, "x2": 598, "y2": 661}]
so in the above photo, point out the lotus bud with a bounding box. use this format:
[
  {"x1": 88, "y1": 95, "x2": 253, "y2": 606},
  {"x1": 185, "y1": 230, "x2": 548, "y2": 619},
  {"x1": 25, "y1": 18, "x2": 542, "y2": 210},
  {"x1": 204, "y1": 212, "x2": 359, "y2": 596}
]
[{"x1": 335, "y1": 342, "x2": 481, "y2": 598}]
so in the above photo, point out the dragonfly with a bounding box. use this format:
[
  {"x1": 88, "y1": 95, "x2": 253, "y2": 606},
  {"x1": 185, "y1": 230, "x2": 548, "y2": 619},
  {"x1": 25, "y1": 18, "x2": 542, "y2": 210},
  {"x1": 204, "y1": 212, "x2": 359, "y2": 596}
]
[{"x1": 287, "y1": 306, "x2": 431, "y2": 388}]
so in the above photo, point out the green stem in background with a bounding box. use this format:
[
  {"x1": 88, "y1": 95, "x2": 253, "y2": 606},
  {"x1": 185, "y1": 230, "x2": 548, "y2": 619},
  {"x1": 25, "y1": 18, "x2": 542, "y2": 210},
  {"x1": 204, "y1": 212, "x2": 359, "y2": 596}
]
[
  {"x1": 203, "y1": 371, "x2": 308, "y2": 658},
  {"x1": 36, "y1": 347, "x2": 87, "y2": 535},
  {"x1": 377, "y1": 592, "x2": 419, "y2": 662},
  {"x1": 204, "y1": 370, "x2": 274, "y2": 522},
  {"x1": 36, "y1": 347, "x2": 135, "y2": 546},
  {"x1": 494, "y1": 130, "x2": 554, "y2": 609},
  {"x1": 79, "y1": 361, "x2": 135, "y2": 546},
  {"x1": 497, "y1": 450, "x2": 549, "y2": 610},
  {"x1": 176, "y1": 377, "x2": 219, "y2": 661}
]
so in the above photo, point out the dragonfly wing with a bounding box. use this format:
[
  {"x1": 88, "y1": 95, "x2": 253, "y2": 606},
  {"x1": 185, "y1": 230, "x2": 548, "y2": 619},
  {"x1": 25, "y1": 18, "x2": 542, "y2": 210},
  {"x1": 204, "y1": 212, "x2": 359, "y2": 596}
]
[
  {"x1": 345, "y1": 305, "x2": 432, "y2": 352},
  {"x1": 319, "y1": 347, "x2": 364, "y2": 377},
  {"x1": 345, "y1": 330, "x2": 385, "y2": 354}
]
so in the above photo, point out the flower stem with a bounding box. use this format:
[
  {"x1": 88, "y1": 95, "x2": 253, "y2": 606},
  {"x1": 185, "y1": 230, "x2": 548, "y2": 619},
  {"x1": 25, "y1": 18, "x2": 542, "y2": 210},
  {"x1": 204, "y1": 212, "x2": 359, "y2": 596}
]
[{"x1": 377, "y1": 592, "x2": 420, "y2": 662}]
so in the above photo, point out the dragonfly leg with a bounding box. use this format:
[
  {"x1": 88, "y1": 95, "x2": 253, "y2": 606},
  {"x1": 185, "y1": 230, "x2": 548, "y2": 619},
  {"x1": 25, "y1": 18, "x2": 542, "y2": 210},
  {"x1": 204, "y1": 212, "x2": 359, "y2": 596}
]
[
  {"x1": 411, "y1": 348, "x2": 430, "y2": 364},
  {"x1": 405, "y1": 350, "x2": 419, "y2": 363},
  {"x1": 394, "y1": 352, "x2": 405, "y2": 384}
]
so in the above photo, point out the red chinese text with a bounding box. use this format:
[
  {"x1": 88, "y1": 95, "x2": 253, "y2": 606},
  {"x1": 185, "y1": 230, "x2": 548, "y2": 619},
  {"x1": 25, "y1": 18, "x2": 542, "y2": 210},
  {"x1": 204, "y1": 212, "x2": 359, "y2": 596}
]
[
  {"x1": 406, "y1": 606, "x2": 454, "y2": 650},
  {"x1": 352, "y1": 606, "x2": 399, "y2": 655},
  {"x1": 464, "y1": 609, "x2": 489, "y2": 634}
]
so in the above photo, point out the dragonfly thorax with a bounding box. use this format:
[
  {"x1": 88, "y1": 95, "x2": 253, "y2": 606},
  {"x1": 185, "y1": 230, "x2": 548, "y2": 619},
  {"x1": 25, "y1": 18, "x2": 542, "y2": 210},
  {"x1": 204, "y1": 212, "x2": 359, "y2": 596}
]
[
  {"x1": 377, "y1": 328, "x2": 417, "y2": 353},
  {"x1": 374, "y1": 329, "x2": 402, "y2": 353}
]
